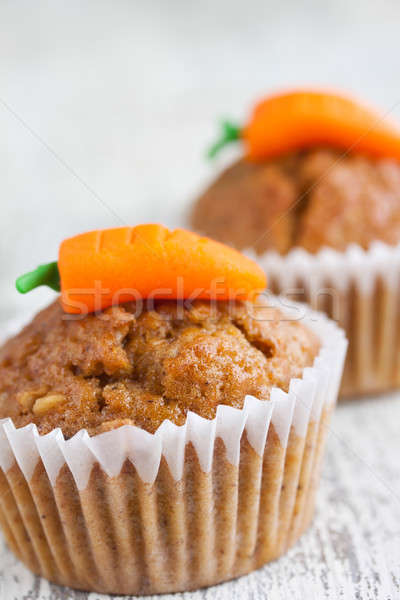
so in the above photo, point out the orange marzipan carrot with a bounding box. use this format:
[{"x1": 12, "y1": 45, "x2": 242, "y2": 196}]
[
  {"x1": 59, "y1": 224, "x2": 267, "y2": 314},
  {"x1": 210, "y1": 89, "x2": 400, "y2": 161}
]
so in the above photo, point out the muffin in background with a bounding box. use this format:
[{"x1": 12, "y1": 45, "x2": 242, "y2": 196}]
[
  {"x1": 192, "y1": 150, "x2": 400, "y2": 256},
  {"x1": 191, "y1": 90, "x2": 400, "y2": 397},
  {"x1": 0, "y1": 225, "x2": 346, "y2": 595}
]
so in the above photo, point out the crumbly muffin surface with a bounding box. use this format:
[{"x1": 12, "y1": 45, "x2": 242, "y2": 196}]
[
  {"x1": 0, "y1": 299, "x2": 319, "y2": 437},
  {"x1": 191, "y1": 150, "x2": 400, "y2": 254}
]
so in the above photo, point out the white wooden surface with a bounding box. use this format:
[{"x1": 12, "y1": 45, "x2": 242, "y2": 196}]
[{"x1": 1, "y1": 392, "x2": 399, "y2": 600}]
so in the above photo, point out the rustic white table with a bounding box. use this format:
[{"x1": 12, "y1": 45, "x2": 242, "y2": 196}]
[{"x1": 1, "y1": 392, "x2": 399, "y2": 600}]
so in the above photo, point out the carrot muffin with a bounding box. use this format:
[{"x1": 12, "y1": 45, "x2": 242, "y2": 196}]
[
  {"x1": 0, "y1": 225, "x2": 346, "y2": 594},
  {"x1": 191, "y1": 90, "x2": 400, "y2": 396}
]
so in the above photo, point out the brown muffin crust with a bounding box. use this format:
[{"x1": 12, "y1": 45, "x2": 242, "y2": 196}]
[
  {"x1": 0, "y1": 299, "x2": 319, "y2": 437},
  {"x1": 191, "y1": 150, "x2": 400, "y2": 254}
]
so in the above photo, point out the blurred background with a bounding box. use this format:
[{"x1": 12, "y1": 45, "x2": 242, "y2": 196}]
[{"x1": 2, "y1": 0, "x2": 400, "y2": 323}]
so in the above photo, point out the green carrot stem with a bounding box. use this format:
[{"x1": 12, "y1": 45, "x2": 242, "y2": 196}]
[
  {"x1": 207, "y1": 120, "x2": 241, "y2": 159},
  {"x1": 16, "y1": 261, "x2": 60, "y2": 293}
]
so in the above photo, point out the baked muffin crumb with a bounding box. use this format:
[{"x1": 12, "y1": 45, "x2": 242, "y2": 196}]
[
  {"x1": 0, "y1": 299, "x2": 319, "y2": 437},
  {"x1": 191, "y1": 149, "x2": 400, "y2": 254}
]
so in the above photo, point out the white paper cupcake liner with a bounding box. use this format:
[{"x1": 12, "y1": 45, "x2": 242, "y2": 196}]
[
  {"x1": 246, "y1": 242, "x2": 400, "y2": 397},
  {"x1": 0, "y1": 298, "x2": 347, "y2": 595}
]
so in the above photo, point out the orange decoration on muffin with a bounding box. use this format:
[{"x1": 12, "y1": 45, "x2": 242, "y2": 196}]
[
  {"x1": 208, "y1": 88, "x2": 400, "y2": 161},
  {"x1": 16, "y1": 224, "x2": 267, "y2": 314}
]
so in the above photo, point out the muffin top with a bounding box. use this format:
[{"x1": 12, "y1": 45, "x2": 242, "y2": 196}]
[
  {"x1": 191, "y1": 149, "x2": 400, "y2": 255},
  {"x1": 0, "y1": 298, "x2": 319, "y2": 437}
]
